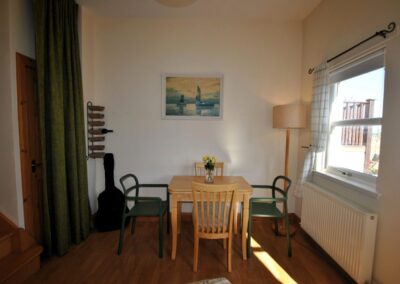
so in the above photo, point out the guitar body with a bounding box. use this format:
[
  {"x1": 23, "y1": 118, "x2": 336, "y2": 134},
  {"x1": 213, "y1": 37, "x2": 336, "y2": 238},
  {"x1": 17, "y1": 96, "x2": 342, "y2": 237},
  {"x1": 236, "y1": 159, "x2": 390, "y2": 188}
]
[{"x1": 95, "y1": 153, "x2": 128, "y2": 232}]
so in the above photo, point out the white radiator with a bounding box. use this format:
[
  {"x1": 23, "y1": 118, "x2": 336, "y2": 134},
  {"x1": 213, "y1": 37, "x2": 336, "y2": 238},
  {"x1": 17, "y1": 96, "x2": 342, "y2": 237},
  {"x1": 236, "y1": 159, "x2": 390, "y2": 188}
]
[{"x1": 301, "y1": 182, "x2": 378, "y2": 284}]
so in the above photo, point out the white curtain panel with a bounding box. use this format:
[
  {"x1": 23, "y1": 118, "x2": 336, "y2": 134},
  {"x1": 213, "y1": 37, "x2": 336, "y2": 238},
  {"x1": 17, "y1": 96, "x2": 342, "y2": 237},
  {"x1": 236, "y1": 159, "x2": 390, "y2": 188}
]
[{"x1": 294, "y1": 63, "x2": 332, "y2": 197}]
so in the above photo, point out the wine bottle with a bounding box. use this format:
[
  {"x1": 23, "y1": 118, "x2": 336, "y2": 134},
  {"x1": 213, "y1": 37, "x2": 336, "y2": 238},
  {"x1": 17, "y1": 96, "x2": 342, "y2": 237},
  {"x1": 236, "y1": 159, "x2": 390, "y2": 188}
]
[
  {"x1": 88, "y1": 128, "x2": 114, "y2": 135},
  {"x1": 100, "y1": 128, "x2": 114, "y2": 134}
]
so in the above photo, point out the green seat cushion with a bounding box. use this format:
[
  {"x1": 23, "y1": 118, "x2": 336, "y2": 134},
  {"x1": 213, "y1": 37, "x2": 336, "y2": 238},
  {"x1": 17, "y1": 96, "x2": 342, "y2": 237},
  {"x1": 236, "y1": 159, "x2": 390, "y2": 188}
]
[
  {"x1": 129, "y1": 200, "x2": 168, "y2": 217},
  {"x1": 250, "y1": 201, "x2": 283, "y2": 218}
]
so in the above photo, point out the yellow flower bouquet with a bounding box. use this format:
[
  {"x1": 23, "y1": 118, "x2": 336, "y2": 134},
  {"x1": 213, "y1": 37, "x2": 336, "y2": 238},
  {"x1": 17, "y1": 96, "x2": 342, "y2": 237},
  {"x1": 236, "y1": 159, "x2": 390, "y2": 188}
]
[
  {"x1": 202, "y1": 155, "x2": 217, "y2": 183},
  {"x1": 202, "y1": 155, "x2": 217, "y2": 171}
]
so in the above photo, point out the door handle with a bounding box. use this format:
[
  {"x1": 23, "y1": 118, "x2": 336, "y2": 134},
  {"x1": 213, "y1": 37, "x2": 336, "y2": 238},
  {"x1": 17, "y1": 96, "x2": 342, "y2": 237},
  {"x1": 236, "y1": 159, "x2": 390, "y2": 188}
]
[{"x1": 31, "y1": 160, "x2": 42, "y2": 173}]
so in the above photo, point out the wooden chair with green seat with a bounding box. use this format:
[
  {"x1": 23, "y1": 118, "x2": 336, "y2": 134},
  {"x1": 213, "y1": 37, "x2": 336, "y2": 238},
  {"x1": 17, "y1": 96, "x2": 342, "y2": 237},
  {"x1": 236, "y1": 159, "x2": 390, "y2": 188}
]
[
  {"x1": 117, "y1": 173, "x2": 169, "y2": 258},
  {"x1": 247, "y1": 175, "x2": 292, "y2": 258}
]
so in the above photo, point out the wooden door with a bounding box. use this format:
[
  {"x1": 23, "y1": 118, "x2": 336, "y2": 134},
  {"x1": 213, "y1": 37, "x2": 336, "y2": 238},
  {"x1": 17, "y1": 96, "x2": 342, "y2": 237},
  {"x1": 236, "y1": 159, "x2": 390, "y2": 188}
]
[{"x1": 16, "y1": 53, "x2": 43, "y2": 244}]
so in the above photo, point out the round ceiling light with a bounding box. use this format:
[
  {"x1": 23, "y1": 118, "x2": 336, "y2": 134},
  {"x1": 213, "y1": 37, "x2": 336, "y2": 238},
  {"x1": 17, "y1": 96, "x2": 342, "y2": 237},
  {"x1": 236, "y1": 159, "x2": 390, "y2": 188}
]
[{"x1": 155, "y1": 0, "x2": 197, "y2": 8}]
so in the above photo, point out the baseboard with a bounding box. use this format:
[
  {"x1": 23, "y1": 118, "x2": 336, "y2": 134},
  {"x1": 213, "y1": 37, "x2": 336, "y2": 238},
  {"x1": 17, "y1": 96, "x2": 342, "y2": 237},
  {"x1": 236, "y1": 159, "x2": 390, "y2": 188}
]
[
  {"x1": 136, "y1": 212, "x2": 301, "y2": 224},
  {"x1": 136, "y1": 215, "x2": 173, "y2": 222},
  {"x1": 13, "y1": 229, "x2": 36, "y2": 253},
  {"x1": 0, "y1": 213, "x2": 18, "y2": 231},
  {"x1": 290, "y1": 213, "x2": 301, "y2": 225}
]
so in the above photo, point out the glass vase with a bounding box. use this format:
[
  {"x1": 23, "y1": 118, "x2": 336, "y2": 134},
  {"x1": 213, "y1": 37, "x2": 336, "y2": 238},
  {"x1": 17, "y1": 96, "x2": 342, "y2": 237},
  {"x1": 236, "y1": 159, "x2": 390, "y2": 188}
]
[{"x1": 205, "y1": 169, "x2": 214, "y2": 183}]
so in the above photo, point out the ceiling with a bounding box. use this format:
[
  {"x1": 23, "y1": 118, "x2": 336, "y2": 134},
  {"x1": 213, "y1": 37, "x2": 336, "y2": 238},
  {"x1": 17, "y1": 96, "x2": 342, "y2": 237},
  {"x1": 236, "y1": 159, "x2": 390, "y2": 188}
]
[{"x1": 76, "y1": 0, "x2": 322, "y2": 21}]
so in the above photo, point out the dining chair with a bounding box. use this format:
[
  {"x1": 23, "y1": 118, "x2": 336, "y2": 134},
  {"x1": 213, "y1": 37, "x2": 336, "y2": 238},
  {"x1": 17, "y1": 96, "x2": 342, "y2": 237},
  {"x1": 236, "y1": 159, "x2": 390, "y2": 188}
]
[
  {"x1": 192, "y1": 182, "x2": 238, "y2": 272},
  {"x1": 177, "y1": 162, "x2": 225, "y2": 234},
  {"x1": 195, "y1": 162, "x2": 243, "y2": 236},
  {"x1": 247, "y1": 175, "x2": 292, "y2": 258},
  {"x1": 117, "y1": 173, "x2": 169, "y2": 258}
]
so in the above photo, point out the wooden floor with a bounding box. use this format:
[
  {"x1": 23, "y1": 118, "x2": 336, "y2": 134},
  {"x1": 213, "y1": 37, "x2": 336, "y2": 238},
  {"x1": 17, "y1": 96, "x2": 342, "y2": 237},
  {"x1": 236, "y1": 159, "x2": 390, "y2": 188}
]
[{"x1": 27, "y1": 219, "x2": 352, "y2": 284}]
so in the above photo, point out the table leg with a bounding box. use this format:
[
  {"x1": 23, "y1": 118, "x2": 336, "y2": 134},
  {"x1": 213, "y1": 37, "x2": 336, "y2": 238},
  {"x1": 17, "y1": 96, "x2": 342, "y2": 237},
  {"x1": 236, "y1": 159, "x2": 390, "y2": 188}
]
[
  {"x1": 177, "y1": 202, "x2": 181, "y2": 234},
  {"x1": 241, "y1": 194, "x2": 249, "y2": 260},
  {"x1": 171, "y1": 195, "x2": 178, "y2": 260}
]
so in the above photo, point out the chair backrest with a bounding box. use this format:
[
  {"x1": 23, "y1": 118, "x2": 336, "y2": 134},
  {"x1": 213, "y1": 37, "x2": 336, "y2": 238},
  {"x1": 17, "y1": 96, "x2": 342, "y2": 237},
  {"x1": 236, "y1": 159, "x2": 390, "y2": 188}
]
[
  {"x1": 120, "y1": 173, "x2": 140, "y2": 197},
  {"x1": 194, "y1": 162, "x2": 224, "y2": 176},
  {"x1": 272, "y1": 175, "x2": 292, "y2": 194},
  {"x1": 192, "y1": 182, "x2": 237, "y2": 237}
]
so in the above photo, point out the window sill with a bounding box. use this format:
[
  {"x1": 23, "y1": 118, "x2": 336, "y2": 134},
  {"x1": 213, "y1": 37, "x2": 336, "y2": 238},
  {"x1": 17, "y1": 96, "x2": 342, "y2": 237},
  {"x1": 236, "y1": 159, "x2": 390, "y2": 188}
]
[{"x1": 313, "y1": 170, "x2": 380, "y2": 199}]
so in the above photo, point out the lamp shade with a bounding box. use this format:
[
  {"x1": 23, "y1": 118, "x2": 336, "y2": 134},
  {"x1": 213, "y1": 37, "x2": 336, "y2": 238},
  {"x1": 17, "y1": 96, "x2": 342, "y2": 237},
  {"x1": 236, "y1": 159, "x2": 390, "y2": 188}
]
[{"x1": 273, "y1": 104, "x2": 306, "y2": 129}]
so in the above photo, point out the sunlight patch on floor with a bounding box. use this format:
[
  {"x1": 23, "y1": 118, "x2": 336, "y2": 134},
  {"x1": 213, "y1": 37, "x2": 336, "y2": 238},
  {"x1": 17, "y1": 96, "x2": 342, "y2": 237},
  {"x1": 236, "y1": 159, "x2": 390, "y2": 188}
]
[{"x1": 251, "y1": 237, "x2": 297, "y2": 284}]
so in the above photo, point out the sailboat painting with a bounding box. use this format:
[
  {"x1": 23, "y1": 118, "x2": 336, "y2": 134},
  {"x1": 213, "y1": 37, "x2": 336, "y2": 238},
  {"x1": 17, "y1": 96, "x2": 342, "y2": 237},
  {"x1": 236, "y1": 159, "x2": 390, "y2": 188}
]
[{"x1": 162, "y1": 74, "x2": 223, "y2": 119}]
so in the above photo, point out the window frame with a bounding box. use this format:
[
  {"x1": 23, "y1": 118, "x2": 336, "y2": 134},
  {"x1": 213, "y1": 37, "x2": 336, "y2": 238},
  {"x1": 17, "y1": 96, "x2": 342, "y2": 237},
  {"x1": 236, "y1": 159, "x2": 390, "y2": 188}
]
[{"x1": 319, "y1": 51, "x2": 385, "y2": 190}]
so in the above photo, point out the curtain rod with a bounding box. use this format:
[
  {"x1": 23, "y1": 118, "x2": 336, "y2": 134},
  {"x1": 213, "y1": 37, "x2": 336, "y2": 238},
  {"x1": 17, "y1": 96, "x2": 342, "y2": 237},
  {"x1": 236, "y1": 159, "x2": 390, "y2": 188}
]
[{"x1": 308, "y1": 22, "x2": 396, "y2": 75}]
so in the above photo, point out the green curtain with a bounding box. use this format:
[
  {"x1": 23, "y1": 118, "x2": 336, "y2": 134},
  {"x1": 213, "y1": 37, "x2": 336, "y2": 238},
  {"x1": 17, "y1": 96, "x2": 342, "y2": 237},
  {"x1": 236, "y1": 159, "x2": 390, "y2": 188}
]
[{"x1": 33, "y1": 0, "x2": 90, "y2": 256}]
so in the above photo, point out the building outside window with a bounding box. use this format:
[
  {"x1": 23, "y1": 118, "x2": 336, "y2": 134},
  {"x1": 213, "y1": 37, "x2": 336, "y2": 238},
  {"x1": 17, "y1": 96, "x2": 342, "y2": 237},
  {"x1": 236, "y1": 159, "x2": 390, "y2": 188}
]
[{"x1": 326, "y1": 50, "x2": 385, "y2": 182}]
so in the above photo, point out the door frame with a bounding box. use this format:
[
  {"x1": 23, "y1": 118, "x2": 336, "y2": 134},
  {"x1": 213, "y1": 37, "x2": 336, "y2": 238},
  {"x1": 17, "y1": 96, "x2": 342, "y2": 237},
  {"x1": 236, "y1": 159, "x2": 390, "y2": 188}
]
[{"x1": 16, "y1": 52, "x2": 43, "y2": 243}]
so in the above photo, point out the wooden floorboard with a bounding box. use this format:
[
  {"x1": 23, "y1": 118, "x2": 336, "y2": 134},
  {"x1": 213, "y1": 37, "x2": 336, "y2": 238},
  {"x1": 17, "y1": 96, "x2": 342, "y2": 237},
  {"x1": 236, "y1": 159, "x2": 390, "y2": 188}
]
[{"x1": 27, "y1": 219, "x2": 352, "y2": 284}]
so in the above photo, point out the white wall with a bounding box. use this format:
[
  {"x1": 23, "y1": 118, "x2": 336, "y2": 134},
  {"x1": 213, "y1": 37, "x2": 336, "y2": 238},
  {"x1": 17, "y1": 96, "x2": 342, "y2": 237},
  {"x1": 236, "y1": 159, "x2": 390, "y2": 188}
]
[
  {"x1": 80, "y1": 7, "x2": 98, "y2": 213},
  {"x1": 301, "y1": 0, "x2": 400, "y2": 282},
  {"x1": 81, "y1": 15, "x2": 304, "y2": 213},
  {"x1": 0, "y1": 0, "x2": 35, "y2": 226}
]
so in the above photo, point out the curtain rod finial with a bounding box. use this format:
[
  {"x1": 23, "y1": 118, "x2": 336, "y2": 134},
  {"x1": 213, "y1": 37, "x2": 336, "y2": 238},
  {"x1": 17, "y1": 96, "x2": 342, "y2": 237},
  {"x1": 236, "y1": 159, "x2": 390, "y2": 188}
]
[
  {"x1": 388, "y1": 22, "x2": 396, "y2": 32},
  {"x1": 308, "y1": 68, "x2": 314, "y2": 75}
]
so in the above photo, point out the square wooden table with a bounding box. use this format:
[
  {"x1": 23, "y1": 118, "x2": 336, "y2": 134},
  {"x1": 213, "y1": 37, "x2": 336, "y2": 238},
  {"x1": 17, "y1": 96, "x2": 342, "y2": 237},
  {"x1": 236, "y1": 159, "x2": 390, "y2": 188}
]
[{"x1": 168, "y1": 176, "x2": 253, "y2": 260}]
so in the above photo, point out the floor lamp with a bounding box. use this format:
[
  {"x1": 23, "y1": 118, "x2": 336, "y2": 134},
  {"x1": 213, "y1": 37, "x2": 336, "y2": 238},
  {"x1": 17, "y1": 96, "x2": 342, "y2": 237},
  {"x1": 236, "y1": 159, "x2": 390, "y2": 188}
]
[{"x1": 272, "y1": 103, "x2": 306, "y2": 235}]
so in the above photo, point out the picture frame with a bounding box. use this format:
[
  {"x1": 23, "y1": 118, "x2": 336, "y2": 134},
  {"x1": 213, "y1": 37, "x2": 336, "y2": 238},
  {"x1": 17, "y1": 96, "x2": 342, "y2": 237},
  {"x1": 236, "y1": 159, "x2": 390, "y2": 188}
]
[{"x1": 161, "y1": 73, "x2": 223, "y2": 120}]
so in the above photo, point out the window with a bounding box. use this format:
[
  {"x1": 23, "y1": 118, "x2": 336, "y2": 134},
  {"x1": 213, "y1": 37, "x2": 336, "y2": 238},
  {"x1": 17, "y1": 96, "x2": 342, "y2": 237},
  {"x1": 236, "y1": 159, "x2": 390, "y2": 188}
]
[{"x1": 326, "y1": 50, "x2": 385, "y2": 182}]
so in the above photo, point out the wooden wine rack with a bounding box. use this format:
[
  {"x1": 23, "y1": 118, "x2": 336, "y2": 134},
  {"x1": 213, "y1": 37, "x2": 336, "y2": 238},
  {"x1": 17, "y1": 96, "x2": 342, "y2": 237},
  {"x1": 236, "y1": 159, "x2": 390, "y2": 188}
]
[{"x1": 87, "y1": 101, "x2": 112, "y2": 159}]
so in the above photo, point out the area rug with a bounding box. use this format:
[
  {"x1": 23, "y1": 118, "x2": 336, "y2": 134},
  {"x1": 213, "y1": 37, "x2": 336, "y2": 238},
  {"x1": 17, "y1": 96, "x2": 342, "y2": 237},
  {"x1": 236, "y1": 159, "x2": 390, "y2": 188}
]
[{"x1": 188, "y1": 277, "x2": 231, "y2": 284}]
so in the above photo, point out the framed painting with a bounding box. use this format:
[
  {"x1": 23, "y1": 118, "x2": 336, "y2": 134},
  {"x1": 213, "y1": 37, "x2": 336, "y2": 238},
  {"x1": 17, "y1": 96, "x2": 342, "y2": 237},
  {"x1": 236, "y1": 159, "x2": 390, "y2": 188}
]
[{"x1": 161, "y1": 73, "x2": 223, "y2": 119}]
